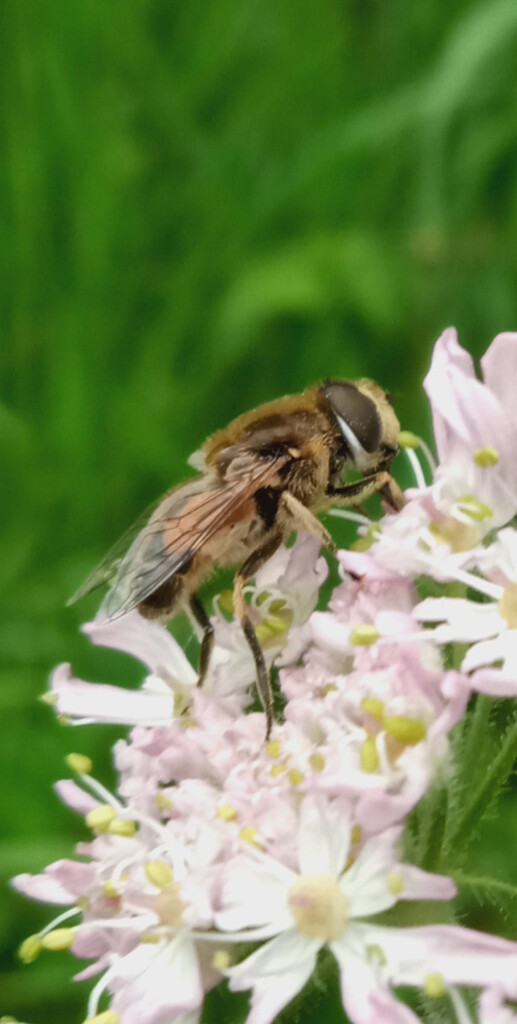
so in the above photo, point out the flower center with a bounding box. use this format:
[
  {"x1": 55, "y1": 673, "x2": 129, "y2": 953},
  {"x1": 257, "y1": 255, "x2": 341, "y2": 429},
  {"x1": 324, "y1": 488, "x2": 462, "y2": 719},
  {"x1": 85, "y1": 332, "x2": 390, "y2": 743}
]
[
  {"x1": 288, "y1": 874, "x2": 349, "y2": 941},
  {"x1": 154, "y1": 881, "x2": 186, "y2": 927},
  {"x1": 499, "y1": 583, "x2": 517, "y2": 629}
]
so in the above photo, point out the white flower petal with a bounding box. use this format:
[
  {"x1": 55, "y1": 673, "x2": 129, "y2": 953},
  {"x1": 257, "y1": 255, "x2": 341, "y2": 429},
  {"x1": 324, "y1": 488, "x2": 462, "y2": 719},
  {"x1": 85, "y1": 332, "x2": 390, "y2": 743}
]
[
  {"x1": 297, "y1": 796, "x2": 351, "y2": 878},
  {"x1": 84, "y1": 611, "x2": 197, "y2": 684},
  {"x1": 329, "y1": 940, "x2": 380, "y2": 1024},
  {"x1": 216, "y1": 856, "x2": 293, "y2": 933},
  {"x1": 51, "y1": 664, "x2": 175, "y2": 726},
  {"x1": 342, "y1": 830, "x2": 400, "y2": 918},
  {"x1": 227, "y1": 930, "x2": 320, "y2": 1024},
  {"x1": 414, "y1": 597, "x2": 503, "y2": 643},
  {"x1": 110, "y1": 933, "x2": 203, "y2": 1024}
]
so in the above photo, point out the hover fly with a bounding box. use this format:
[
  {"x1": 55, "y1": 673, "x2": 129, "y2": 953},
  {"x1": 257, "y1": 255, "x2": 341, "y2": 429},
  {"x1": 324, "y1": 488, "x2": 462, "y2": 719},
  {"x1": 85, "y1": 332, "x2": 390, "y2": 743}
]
[{"x1": 70, "y1": 379, "x2": 403, "y2": 734}]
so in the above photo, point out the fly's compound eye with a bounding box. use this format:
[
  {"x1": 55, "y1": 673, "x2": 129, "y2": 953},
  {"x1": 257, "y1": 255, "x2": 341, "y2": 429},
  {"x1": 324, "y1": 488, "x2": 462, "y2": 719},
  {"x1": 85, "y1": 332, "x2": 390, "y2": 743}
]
[{"x1": 324, "y1": 381, "x2": 382, "y2": 459}]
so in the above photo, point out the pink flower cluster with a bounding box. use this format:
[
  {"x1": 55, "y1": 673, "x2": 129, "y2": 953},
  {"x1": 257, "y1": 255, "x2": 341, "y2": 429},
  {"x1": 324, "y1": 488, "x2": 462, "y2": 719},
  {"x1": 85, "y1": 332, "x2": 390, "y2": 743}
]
[{"x1": 13, "y1": 330, "x2": 517, "y2": 1024}]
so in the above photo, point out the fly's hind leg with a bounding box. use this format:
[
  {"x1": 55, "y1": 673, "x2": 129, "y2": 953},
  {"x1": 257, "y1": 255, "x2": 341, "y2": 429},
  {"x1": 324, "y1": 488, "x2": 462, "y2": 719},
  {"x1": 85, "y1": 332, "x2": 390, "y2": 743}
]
[
  {"x1": 189, "y1": 594, "x2": 214, "y2": 686},
  {"x1": 234, "y1": 532, "x2": 283, "y2": 739}
]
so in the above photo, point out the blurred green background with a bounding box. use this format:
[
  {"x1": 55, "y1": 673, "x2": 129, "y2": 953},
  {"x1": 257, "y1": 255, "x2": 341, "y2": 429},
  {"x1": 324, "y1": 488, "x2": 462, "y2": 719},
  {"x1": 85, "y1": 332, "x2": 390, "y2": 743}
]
[{"x1": 3, "y1": 0, "x2": 517, "y2": 1020}]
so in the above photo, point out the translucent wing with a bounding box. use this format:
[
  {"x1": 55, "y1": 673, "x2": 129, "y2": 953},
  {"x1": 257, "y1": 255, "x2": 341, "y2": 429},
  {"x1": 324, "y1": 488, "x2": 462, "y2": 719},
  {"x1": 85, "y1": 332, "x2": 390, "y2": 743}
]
[
  {"x1": 67, "y1": 496, "x2": 168, "y2": 606},
  {"x1": 70, "y1": 451, "x2": 291, "y2": 621}
]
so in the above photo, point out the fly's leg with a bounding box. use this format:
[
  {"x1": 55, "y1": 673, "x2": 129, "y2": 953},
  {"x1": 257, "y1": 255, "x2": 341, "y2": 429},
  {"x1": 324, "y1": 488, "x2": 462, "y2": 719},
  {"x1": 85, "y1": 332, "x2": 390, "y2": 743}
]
[
  {"x1": 189, "y1": 594, "x2": 214, "y2": 686},
  {"x1": 327, "y1": 471, "x2": 405, "y2": 512},
  {"x1": 234, "y1": 532, "x2": 283, "y2": 739},
  {"x1": 279, "y1": 490, "x2": 337, "y2": 553}
]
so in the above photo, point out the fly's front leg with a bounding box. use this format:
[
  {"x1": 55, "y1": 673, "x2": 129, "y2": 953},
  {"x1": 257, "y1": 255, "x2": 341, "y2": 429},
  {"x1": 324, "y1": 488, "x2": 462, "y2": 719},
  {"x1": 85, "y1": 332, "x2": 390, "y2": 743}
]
[
  {"x1": 280, "y1": 490, "x2": 337, "y2": 554},
  {"x1": 328, "y1": 471, "x2": 405, "y2": 512},
  {"x1": 189, "y1": 594, "x2": 214, "y2": 686},
  {"x1": 234, "y1": 532, "x2": 283, "y2": 739}
]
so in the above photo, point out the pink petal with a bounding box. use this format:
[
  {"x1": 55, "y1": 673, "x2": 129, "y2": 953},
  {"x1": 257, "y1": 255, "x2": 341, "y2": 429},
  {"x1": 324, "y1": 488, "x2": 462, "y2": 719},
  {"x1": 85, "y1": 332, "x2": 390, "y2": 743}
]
[
  {"x1": 481, "y1": 332, "x2": 517, "y2": 414},
  {"x1": 367, "y1": 990, "x2": 421, "y2": 1024},
  {"x1": 396, "y1": 864, "x2": 456, "y2": 902},
  {"x1": 54, "y1": 780, "x2": 98, "y2": 814},
  {"x1": 470, "y1": 668, "x2": 517, "y2": 698},
  {"x1": 12, "y1": 870, "x2": 75, "y2": 905},
  {"x1": 367, "y1": 924, "x2": 517, "y2": 998}
]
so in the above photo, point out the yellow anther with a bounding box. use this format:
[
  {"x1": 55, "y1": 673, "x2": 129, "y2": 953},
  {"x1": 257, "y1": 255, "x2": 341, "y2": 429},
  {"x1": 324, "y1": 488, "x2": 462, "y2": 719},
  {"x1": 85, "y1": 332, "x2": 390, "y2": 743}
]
[
  {"x1": 473, "y1": 446, "x2": 499, "y2": 467},
  {"x1": 384, "y1": 715, "x2": 427, "y2": 746},
  {"x1": 309, "y1": 753, "x2": 326, "y2": 773},
  {"x1": 40, "y1": 691, "x2": 57, "y2": 705},
  {"x1": 239, "y1": 826, "x2": 261, "y2": 848},
  {"x1": 266, "y1": 739, "x2": 281, "y2": 759},
  {"x1": 85, "y1": 804, "x2": 116, "y2": 833},
  {"x1": 288, "y1": 769, "x2": 304, "y2": 788},
  {"x1": 103, "y1": 880, "x2": 121, "y2": 899},
  {"x1": 76, "y1": 896, "x2": 91, "y2": 912},
  {"x1": 154, "y1": 792, "x2": 174, "y2": 812},
  {"x1": 499, "y1": 583, "x2": 517, "y2": 629},
  {"x1": 428, "y1": 518, "x2": 481, "y2": 553},
  {"x1": 40, "y1": 928, "x2": 76, "y2": 952},
  {"x1": 218, "y1": 590, "x2": 235, "y2": 613},
  {"x1": 398, "y1": 431, "x2": 421, "y2": 449},
  {"x1": 361, "y1": 696, "x2": 385, "y2": 721},
  {"x1": 108, "y1": 818, "x2": 137, "y2": 837},
  {"x1": 319, "y1": 683, "x2": 337, "y2": 696},
  {"x1": 270, "y1": 762, "x2": 287, "y2": 778},
  {"x1": 57, "y1": 713, "x2": 71, "y2": 725},
  {"x1": 269, "y1": 598, "x2": 288, "y2": 614},
  {"x1": 140, "y1": 931, "x2": 162, "y2": 944},
  {"x1": 457, "y1": 495, "x2": 493, "y2": 522},
  {"x1": 424, "y1": 973, "x2": 446, "y2": 998},
  {"x1": 179, "y1": 715, "x2": 196, "y2": 730},
  {"x1": 66, "y1": 753, "x2": 93, "y2": 775},
  {"x1": 349, "y1": 624, "x2": 379, "y2": 646},
  {"x1": 351, "y1": 523, "x2": 381, "y2": 553},
  {"x1": 216, "y1": 803, "x2": 238, "y2": 821},
  {"x1": 83, "y1": 1012, "x2": 120, "y2": 1024},
  {"x1": 173, "y1": 692, "x2": 189, "y2": 717},
  {"x1": 145, "y1": 861, "x2": 174, "y2": 889},
  {"x1": 213, "y1": 949, "x2": 231, "y2": 971},
  {"x1": 387, "y1": 872, "x2": 404, "y2": 895},
  {"x1": 360, "y1": 736, "x2": 379, "y2": 773},
  {"x1": 365, "y1": 943, "x2": 387, "y2": 966},
  {"x1": 18, "y1": 934, "x2": 42, "y2": 964},
  {"x1": 256, "y1": 615, "x2": 289, "y2": 642},
  {"x1": 351, "y1": 825, "x2": 362, "y2": 845}
]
